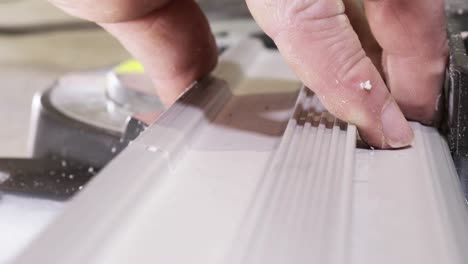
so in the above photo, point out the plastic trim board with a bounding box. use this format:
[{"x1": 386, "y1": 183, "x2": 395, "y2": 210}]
[
  {"x1": 13, "y1": 39, "x2": 468, "y2": 264},
  {"x1": 225, "y1": 88, "x2": 356, "y2": 264},
  {"x1": 353, "y1": 123, "x2": 468, "y2": 264}
]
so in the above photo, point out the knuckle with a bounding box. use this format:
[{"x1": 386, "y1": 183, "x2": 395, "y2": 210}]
[
  {"x1": 333, "y1": 45, "x2": 367, "y2": 83},
  {"x1": 309, "y1": 19, "x2": 368, "y2": 85},
  {"x1": 280, "y1": 0, "x2": 345, "y2": 24}
]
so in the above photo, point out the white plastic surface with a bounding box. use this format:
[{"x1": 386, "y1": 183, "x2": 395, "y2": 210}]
[
  {"x1": 0, "y1": 69, "x2": 65, "y2": 264},
  {"x1": 0, "y1": 195, "x2": 63, "y2": 263},
  {"x1": 13, "y1": 39, "x2": 468, "y2": 264}
]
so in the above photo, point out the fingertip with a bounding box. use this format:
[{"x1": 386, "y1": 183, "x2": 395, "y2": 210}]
[
  {"x1": 99, "y1": 0, "x2": 218, "y2": 106},
  {"x1": 380, "y1": 99, "x2": 414, "y2": 149}
]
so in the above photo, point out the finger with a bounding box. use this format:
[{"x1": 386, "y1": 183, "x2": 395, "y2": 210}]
[
  {"x1": 363, "y1": 0, "x2": 448, "y2": 124},
  {"x1": 49, "y1": 0, "x2": 218, "y2": 105},
  {"x1": 343, "y1": 0, "x2": 383, "y2": 75},
  {"x1": 246, "y1": 0, "x2": 413, "y2": 148},
  {"x1": 48, "y1": 0, "x2": 171, "y2": 23}
]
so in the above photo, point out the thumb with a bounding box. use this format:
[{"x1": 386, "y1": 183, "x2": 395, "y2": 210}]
[{"x1": 246, "y1": 0, "x2": 413, "y2": 149}]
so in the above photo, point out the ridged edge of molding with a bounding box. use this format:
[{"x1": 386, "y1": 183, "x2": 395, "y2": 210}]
[{"x1": 226, "y1": 87, "x2": 356, "y2": 264}]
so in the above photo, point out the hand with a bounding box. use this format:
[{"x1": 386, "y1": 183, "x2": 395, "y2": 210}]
[{"x1": 49, "y1": 0, "x2": 448, "y2": 149}]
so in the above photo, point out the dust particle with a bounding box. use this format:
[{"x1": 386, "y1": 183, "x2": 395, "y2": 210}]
[{"x1": 360, "y1": 80, "x2": 372, "y2": 91}]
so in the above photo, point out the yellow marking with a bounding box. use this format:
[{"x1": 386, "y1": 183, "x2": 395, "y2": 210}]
[{"x1": 114, "y1": 59, "x2": 145, "y2": 74}]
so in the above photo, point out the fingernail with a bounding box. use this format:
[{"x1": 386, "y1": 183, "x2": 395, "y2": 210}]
[{"x1": 381, "y1": 100, "x2": 414, "y2": 148}]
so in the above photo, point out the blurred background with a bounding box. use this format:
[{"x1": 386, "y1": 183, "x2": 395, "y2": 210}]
[
  {"x1": 0, "y1": 0, "x2": 251, "y2": 157},
  {"x1": 0, "y1": 1, "x2": 128, "y2": 158}
]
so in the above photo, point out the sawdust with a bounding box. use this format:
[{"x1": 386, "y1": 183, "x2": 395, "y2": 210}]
[{"x1": 360, "y1": 80, "x2": 372, "y2": 91}]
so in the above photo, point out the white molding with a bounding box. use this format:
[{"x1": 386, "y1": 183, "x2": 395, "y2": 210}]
[{"x1": 14, "y1": 40, "x2": 468, "y2": 264}]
